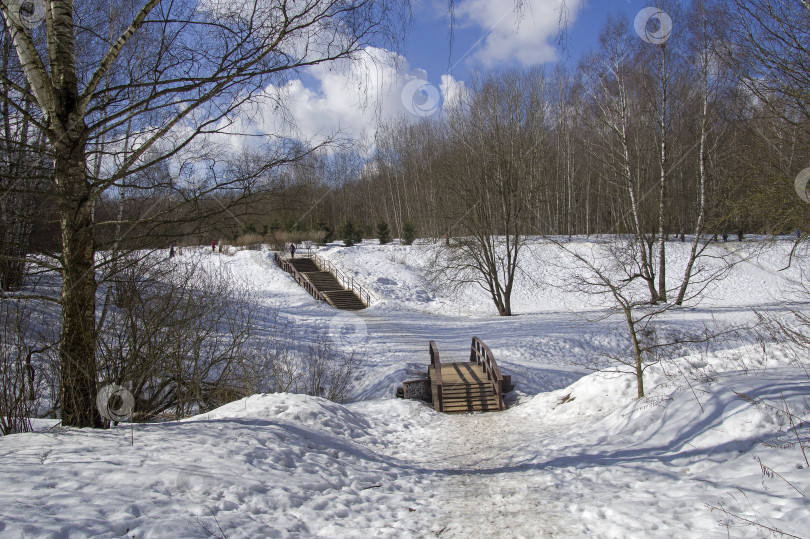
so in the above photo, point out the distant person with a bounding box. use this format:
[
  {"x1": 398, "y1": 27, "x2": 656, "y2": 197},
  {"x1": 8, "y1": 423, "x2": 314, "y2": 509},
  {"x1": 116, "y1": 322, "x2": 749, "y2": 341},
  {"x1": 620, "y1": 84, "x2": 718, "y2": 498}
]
[
  {"x1": 722, "y1": 232, "x2": 728, "y2": 242},
  {"x1": 290, "y1": 243, "x2": 296, "y2": 259},
  {"x1": 737, "y1": 229, "x2": 744, "y2": 241},
  {"x1": 169, "y1": 245, "x2": 175, "y2": 258},
  {"x1": 211, "y1": 240, "x2": 216, "y2": 252}
]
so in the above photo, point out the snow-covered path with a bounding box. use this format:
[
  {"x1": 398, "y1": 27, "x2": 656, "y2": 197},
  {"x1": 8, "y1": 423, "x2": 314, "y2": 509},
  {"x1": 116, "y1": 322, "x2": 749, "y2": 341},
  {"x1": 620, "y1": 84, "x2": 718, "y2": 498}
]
[{"x1": 427, "y1": 413, "x2": 578, "y2": 538}]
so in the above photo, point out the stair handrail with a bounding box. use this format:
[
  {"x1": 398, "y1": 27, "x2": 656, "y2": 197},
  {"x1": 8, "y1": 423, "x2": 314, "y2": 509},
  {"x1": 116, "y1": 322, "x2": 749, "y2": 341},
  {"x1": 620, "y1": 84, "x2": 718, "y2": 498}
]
[
  {"x1": 469, "y1": 336, "x2": 504, "y2": 410},
  {"x1": 274, "y1": 252, "x2": 330, "y2": 304},
  {"x1": 429, "y1": 340, "x2": 443, "y2": 412},
  {"x1": 310, "y1": 253, "x2": 375, "y2": 307}
]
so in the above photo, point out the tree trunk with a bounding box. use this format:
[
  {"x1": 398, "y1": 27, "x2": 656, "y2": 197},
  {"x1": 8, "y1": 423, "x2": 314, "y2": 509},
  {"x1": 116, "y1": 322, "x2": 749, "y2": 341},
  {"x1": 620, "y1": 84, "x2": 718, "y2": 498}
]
[
  {"x1": 656, "y1": 45, "x2": 669, "y2": 303},
  {"x1": 56, "y1": 141, "x2": 103, "y2": 428},
  {"x1": 626, "y1": 309, "x2": 645, "y2": 398},
  {"x1": 676, "y1": 28, "x2": 710, "y2": 306}
]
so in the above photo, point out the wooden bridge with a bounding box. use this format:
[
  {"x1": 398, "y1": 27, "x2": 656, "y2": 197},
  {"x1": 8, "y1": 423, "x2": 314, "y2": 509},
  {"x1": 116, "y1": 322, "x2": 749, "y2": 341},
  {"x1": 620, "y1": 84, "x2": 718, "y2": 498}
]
[
  {"x1": 428, "y1": 337, "x2": 509, "y2": 413},
  {"x1": 274, "y1": 253, "x2": 370, "y2": 310}
]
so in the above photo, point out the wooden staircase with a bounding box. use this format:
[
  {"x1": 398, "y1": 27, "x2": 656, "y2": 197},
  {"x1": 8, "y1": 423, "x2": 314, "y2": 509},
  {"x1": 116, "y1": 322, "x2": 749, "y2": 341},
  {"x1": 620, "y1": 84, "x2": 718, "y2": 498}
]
[{"x1": 288, "y1": 258, "x2": 366, "y2": 310}]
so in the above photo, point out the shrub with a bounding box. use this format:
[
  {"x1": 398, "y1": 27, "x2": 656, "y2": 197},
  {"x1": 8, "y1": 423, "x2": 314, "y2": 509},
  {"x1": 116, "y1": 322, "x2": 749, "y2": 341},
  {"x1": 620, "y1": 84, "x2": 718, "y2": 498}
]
[
  {"x1": 253, "y1": 314, "x2": 361, "y2": 403},
  {"x1": 269, "y1": 230, "x2": 326, "y2": 252},
  {"x1": 235, "y1": 233, "x2": 264, "y2": 250},
  {"x1": 97, "y1": 254, "x2": 258, "y2": 421},
  {"x1": 0, "y1": 301, "x2": 42, "y2": 435}
]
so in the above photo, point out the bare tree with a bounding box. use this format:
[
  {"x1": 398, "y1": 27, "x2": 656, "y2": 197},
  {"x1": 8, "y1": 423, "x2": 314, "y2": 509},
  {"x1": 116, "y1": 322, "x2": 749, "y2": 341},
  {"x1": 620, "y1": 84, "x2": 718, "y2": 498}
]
[
  {"x1": 546, "y1": 236, "x2": 732, "y2": 398},
  {"x1": 726, "y1": 0, "x2": 810, "y2": 134},
  {"x1": 0, "y1": 0, "x2": 408, "y2": 427},
  {"x1": 431, "y1": 68, "x2": 546, "y2": 316},
  {"x1": 0, "y1": 18, "x2": 50, "y2": 292},
  {"x1": 675, "y1": 0, "x2": 729, "y2": 305},
  {"x1": 579, "y1": 17, "x2": 661, "y2": 304}
]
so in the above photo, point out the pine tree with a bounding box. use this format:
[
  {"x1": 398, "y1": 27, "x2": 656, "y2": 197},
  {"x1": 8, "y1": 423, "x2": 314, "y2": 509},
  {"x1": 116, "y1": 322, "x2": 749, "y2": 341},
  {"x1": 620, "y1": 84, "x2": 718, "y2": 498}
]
[
  {"x1": 402, "y1": 222, "x2": 416, "y2": 245},
  {"x1": 340, "y1": 220, "x2": 362, "y2": 247},
  {"x1": 377, "y1": 222, "x2": 391, "y2": 245},
  {"x1": 317, "y1": 220, "x2": 334, "y2": 244}
]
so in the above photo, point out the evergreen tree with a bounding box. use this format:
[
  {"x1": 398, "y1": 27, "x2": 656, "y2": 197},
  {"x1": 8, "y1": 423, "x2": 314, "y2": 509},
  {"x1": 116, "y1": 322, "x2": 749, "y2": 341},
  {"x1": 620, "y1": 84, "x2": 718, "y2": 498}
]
[
  {"x1": 377, "y1": 222, "x2": 391, "y2": 245},
  {"x1": 317, "y1": 220, "x2": 334, "y2": 245},
  {"x1": 402, "y1": 222, "x2": 416, "y2": 245},
  {"x1": 340, "y1": 219, "x2": 362, "y2": 247}
]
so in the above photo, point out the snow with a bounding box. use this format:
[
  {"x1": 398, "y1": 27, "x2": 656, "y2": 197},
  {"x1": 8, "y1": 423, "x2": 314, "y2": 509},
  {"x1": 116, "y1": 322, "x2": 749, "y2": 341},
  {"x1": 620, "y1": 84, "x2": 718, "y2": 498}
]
[{"x1": 1, "y1": 238, "x2": 809, "y2": 537}]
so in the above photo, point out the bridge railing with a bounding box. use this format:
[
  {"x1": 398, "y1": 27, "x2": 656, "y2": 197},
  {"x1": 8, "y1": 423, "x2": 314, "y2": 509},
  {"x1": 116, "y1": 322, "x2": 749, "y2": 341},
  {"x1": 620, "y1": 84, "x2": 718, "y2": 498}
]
[
  {"x1": 429, "y1": 340, "x2": 443, "y2": 412},
  {"x1": 273, "y1": 252, "x2": 330, "y2": 304},
  {"x1": 469, "y1": 336, "x2": 504, "y2": 410},
  {"x1": 311, "y1": 253, "x2": 374, "y2": 307}
]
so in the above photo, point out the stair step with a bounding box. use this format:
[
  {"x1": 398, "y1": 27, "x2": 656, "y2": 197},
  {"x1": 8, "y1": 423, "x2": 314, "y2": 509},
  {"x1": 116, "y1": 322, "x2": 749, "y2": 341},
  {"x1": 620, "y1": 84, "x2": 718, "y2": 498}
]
[
  {"x1": 443, "y1": 396, "x2": 498, "y2": 405},
  {"x1": 282, "y1": 257, "x2": 367, "y2": 311},
  {"x1": 441, "y1": 394, "x2": 496, "y2": 401},
  {"x1": 441, "y1": 386, "x2": 495, "y2": 391},
  {"x1": 440, "y1": 387, "x2": 495, "y2": 393},
  {"x1": 442, "y1": 393, "x2": 498, "y2": 400},
  {"x1": 442, "y1": 406, "x2": 502, "y2": 413}
]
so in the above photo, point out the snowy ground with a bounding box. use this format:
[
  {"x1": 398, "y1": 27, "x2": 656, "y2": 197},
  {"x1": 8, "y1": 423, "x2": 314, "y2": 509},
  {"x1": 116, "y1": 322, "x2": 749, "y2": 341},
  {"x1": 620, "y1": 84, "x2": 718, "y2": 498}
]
[{"x1": 1, "y1": 238, "x2": 809, "y2": 537}]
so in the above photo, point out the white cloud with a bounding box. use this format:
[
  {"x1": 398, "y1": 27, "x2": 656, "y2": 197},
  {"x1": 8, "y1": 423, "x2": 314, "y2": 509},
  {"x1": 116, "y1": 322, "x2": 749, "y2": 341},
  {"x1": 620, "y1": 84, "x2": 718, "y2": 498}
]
[
  {"x1": 439, "y1": 74, "x2": 468, "y2": 110},
  {"x1": 214, "y1": 47, "x2": 460, "y2": 154},
  {"x1": 455, "y1": 0, "x2": 581, "y2": 67}
]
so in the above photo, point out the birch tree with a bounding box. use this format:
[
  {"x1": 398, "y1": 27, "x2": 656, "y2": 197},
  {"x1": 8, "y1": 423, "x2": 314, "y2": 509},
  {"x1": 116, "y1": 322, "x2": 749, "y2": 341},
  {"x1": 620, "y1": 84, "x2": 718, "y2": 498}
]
[
  {"x1": 0, "y1": 0, "x2": 407, "y2": 427},
  {"x1": 580, "y1": 17, "x2": 661, "y2": 304}
]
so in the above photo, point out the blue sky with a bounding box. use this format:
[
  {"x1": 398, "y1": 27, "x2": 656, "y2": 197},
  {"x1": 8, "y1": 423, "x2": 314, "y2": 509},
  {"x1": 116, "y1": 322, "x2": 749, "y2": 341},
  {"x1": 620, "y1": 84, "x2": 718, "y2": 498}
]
[
  {"x1": 403, "y1": 0, "x2": 679, "y2": 85},
  {"x1": 240, "y1": 1, "x2": 687, "y2": 151}
]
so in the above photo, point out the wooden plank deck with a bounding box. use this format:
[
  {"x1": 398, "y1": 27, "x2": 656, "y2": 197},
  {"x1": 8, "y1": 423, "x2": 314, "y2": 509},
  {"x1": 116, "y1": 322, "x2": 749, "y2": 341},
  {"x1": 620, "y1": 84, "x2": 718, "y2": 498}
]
[
  {"x1": 429, "y1": 361, "x2": 501, "y2": 413},
  {"x1": 428, "y1": 362, "x2": 488, "y2": 385}
]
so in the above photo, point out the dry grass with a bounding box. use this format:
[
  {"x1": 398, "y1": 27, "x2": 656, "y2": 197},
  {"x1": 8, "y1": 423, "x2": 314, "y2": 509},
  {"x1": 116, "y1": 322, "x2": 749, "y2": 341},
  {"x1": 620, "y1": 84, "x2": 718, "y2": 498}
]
[
  {"x1": 270, "y1": 230, "x2": 326, "y2": 251},
  {"x1": 234, "y1": 233, "x2": 264, "y2": 250}
]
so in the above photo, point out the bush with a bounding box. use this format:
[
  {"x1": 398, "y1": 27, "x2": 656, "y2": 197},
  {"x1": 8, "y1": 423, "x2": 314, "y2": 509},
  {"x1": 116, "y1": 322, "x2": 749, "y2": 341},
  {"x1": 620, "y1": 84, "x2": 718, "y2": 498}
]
[
  {"x1": 402, "y1": 221, "x2": 416, "y2": 245},
  {"x1": 97, "y1": 254, "x2": 259, "y2": 421},
  {"x1": 340, "y1": 219, "x2": 362, "y2": 247},
  {"x1": 377, "y1": 222, "x2": 391, "y2": 245},
  {"x1": 269, "y1": 230, "x2": 326, "y2": 252},
  {"x1": 252, "y1": 314, "x2": 361, "y2": 403},
  {"x1": 0, "y1": 301, "x2": 42, "y2": 435},
  {"x1": 234, "y1": 233, "x2": 264, "y2": 250}
]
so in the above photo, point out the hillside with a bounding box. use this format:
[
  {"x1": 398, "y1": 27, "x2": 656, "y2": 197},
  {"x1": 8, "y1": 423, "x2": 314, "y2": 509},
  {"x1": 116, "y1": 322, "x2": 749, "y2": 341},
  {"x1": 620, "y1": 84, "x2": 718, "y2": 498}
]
[{"x1": 0, "y1": 238, "x2": 808, "y2": 538}]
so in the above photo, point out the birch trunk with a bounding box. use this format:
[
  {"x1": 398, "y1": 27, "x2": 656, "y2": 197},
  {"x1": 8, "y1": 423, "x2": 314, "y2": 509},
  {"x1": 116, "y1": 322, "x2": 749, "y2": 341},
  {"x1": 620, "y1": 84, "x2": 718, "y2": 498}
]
[{"x1": 656, "y1": 45, "x2": 669, "y2": 302}]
